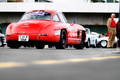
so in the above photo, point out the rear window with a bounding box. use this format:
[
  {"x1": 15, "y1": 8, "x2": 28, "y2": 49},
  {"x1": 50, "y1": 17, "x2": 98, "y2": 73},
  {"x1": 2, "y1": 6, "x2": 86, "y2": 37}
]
[{"x1": 20, "y1": 11, "x2": 52, "y2": 21}]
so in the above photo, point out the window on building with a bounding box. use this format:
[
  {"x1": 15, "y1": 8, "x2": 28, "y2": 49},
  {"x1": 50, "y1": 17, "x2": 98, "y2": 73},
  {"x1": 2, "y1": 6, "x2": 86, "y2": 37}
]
[
  {"x1": 7, "y1": 0, "x2": 23, "y2": 2},
  {"x1": 35, "y1": 0, "x2": 52, "y2": 2},
  {"x1": 91, "y1": 0, "x2": 119, "y2": 3},
  {"x1": 0, "y1": 0, "x2": 7, "y2": 2},
  {"x1": 107, "y1": 0, "x2": 114, "y2": 3},
  {"x1": 106, "y1": 0, "x2": 119, "y2": 3},
  {"x1": 91, "y1": 0, "x2": 105, "y2": 3}
]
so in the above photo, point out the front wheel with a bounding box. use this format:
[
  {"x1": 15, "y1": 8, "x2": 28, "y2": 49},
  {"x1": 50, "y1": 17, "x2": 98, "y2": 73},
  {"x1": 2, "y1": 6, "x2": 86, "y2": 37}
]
[
  {"x1": 100, "y1": 40, "x2": 107, "y2": 48},
  {"x1": 56, "y1": 30, "x2": 67, "y2": 49}
]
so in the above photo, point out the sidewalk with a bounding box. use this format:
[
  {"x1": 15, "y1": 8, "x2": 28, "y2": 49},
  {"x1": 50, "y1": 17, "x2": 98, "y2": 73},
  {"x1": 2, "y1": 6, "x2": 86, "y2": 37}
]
[{"x1": 115, "y1": 48, "x2": 120, "y2": 51}]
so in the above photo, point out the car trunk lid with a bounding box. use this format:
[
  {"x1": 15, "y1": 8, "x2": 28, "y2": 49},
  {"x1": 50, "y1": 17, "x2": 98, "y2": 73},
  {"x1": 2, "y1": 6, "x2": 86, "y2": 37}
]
[{"x1": 12, "y1": 20, "x2": 50, "y2": 34}]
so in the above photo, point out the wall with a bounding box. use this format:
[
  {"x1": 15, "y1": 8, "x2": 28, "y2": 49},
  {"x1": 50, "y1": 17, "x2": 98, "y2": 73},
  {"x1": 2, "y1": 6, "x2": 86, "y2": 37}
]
[
  {"x1": 83, "y1": 25, "x2": 108, "y2": 34},
  {"x1": 0, "y1": 12, "x2": 23, "y2": 23},
  {"x1": 0, "y1": 3, "x2": 119, "y2": 13},
  {"x1": 0, "y1": 12, "x2": 119, "y2": 34},
  {"x1": 65, "y1": 13, "x2": 119, "y2": 25},
  {"x1": 0, "y1": 12, "x2": 119, "y2": 25},
  {"x1": 0, "y1": 23, "x2": 9, "y2": 34}
]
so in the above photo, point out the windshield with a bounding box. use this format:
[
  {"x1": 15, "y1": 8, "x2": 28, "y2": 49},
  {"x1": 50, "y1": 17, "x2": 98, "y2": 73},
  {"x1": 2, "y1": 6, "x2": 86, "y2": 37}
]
[
  {"x1": 85, "y1": 28, "x2": 90, "y2": 34},
  {"x1": 20, "y1": 11, "x2": 52, "y2": 21}
]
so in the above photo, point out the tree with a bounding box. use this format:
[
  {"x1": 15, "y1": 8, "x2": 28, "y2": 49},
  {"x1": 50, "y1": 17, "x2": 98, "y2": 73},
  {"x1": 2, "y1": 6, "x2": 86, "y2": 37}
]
[{"x1": 115, "y1": 0, "x2": 119, "y2": 3}]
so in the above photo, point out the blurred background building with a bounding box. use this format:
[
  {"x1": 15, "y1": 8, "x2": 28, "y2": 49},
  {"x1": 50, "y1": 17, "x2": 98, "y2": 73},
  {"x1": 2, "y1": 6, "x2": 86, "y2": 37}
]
[{"x1": 0, "y1": 0, "x2": 119, "y2": 34}]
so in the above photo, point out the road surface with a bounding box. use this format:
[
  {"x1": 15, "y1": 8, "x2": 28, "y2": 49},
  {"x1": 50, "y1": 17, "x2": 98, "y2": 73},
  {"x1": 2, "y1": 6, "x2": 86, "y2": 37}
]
[{"x1": 0, "y1": 46, "x2": 120, "y2": 80}]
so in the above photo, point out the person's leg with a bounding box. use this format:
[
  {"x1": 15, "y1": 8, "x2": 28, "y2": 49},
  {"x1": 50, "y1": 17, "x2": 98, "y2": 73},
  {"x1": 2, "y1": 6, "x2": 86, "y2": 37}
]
[
  {"x1": 107, "y1": 29, "x2": 112, "y2": 47},
  {"x1": 118, "y1": 38, "x2": 120, "y2": 47},
  {"x1": 111, "y1": 28, "x2": 116, "y2": 47}
]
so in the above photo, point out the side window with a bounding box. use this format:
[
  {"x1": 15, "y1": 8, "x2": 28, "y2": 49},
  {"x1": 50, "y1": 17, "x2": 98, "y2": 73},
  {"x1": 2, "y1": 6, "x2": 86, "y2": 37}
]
[
  {"x1": 58, "y1": 13, "x2": 67, "y2": 23},
  {"x1": 53, "y1": 14, "x2": 60, "y2": 22}
]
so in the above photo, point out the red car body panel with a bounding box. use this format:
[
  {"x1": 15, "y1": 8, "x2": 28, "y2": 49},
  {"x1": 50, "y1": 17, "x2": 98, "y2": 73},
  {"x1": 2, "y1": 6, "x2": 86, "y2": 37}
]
[{"x1": 6, "y1": 10, "x2": 86, "y2": 47}]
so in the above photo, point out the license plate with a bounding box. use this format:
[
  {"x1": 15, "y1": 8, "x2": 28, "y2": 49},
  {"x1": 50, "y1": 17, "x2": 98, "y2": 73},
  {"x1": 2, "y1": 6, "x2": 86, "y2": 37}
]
[{"x1": 18, "y1": 35, "x2": 29, "y2": 41}]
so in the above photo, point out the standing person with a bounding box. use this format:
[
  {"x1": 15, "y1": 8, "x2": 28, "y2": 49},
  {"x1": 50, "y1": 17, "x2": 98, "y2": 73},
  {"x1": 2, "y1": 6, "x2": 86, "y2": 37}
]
[
  {"x1": 107, "y1": 14, "x2": 116, "y2": 48},
  {"x1": 116, "y1": 20, "x2": 120, "y2": 48},
  {"x1": 0, "y1": 27, "x2": 2, "y2": 34}
]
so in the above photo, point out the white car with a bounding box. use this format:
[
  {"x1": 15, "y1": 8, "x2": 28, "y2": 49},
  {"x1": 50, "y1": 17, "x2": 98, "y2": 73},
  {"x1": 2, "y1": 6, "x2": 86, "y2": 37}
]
[
  {"x1": 85, "y1": 28, "x2": 99, "y2": 48},
  {"x1": 97, "y1": 36, "x2": 117, "y2": 48},
  {"x1": 0, "y1": 33, "x2": 6, "y2": 47}
]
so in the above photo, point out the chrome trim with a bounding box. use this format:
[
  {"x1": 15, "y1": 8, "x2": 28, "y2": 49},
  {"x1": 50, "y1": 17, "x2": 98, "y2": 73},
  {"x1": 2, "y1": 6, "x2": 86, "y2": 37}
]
[{"x1": 68, "y1": 38, "x2": 81, "y2": 41}]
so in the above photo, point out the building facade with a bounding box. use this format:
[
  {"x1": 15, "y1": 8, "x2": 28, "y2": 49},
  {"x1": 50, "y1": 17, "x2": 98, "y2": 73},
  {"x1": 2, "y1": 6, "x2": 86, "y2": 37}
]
[{"x1": 0, "y1": 0, "x2": 119, "y2": 34}]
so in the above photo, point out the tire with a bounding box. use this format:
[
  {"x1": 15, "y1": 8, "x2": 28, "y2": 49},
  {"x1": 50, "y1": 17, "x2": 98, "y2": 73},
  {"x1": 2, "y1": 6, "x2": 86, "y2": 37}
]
[
  {"x1": 74, "y1": 31, "x2": 85, "y2": 49},
  {"x1": 100, "y1": 40, "x2": 107, "y2": 48},
  {"x1": 7, "y1": 41, "x2": 20, "y2": 49},
  {"x1": 36, "y1": 44, "x2": 45, "y2": 49},
  {"x1": 86, "y1": 39, "x2": 90, "y2": 48},
  {"x1": 93, "y1": 40, "x2": 97, "y2": 48},
  {"x1": 0, "y1": 38, "x2": 4, "y2": 47},
  {"x1": 48, "y1": 45, "x2": 52, "y2": 48},
  {"x1": 56, "y1": 30, "x2": 67, "y2": 49}
]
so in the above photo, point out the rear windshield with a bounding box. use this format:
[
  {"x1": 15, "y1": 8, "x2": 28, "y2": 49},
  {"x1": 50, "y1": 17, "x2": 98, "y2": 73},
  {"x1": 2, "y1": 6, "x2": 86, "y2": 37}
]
[{"x1": 20, "y1": 11, "x2": 52, "y2": 21}]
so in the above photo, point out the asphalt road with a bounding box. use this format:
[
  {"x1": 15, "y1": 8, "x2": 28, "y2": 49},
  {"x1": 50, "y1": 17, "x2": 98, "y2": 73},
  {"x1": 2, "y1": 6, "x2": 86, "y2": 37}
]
[{"x1": 0, "y1": 46, "x2": 120, "y2": 80}]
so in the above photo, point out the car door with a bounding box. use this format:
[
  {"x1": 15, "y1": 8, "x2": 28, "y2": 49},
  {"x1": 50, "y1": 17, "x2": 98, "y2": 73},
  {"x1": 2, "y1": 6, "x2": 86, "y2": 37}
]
[{"x1": 57, "y1": 13, "x2": 77, "y2": 44}]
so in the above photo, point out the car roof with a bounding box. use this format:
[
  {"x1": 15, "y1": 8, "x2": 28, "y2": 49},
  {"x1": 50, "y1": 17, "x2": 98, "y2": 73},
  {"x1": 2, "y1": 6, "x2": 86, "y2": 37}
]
[{"x1": 25, "y1": 10, "x2": 58, "y2": 14}]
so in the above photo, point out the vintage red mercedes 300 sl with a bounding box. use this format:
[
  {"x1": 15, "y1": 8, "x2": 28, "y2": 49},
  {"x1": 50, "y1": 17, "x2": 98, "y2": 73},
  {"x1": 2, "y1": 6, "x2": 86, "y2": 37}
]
[{"x1": 6, "y1": 10, "x2": 86, "y2": 49}]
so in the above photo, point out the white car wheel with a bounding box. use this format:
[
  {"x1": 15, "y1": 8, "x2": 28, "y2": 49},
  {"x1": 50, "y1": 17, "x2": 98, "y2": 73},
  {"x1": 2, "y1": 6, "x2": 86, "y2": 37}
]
[
  {"x1": 86, "y1": 39, "x2": 90, "y2": 48},
  {"x1": 100, "y1": 40, "x2": 107, "y2": 48},
  {"x1": 93, "y1": 40, "x2": 97, "y2": 48},
  {"x1": 88, "y1": 40, "x2": 90, "y2": 47}
]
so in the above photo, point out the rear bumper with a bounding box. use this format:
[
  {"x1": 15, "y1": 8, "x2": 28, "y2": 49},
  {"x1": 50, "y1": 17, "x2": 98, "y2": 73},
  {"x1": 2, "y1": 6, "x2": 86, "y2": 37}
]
[{"x1": 6, "y1": 33, "x2": 60, "y2": 43}]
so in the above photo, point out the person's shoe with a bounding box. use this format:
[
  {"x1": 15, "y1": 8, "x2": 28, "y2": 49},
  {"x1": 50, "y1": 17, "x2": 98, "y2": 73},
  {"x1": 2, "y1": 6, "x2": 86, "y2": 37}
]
[{"x1": 116, "y1": 47, "x2": 120, "y2": 48}]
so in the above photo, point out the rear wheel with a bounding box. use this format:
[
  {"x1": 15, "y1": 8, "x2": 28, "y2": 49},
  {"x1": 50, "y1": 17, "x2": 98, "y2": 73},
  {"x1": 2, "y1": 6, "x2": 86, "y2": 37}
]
[
  {"x1": 36, "y1": 44, "x2": 45, "y2": 49},
  {"x1": 86, "y1": 39, "x2": 90, "y2": 48},
  {"x1": 48, "y1": 45, "x2": 53, "y2": 48},
  {"x1": 56, "y1": 30, "x2": 67, "y2": 49},
  {"x1": 93, "y1": 40, "x2": 97, "y2": 48},
  {"x1": 7, "y1": 41, "x2": 20, "y2": 49}
]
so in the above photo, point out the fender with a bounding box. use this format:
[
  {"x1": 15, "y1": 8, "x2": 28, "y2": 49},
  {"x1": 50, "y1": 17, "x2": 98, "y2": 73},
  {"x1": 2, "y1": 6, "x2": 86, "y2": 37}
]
[
  {"x1": 6, "y1": 23, "x2": 15, "y2": 36},
  {"x1": 6, "y1": 23, "x2": 15, "y2": 42}
]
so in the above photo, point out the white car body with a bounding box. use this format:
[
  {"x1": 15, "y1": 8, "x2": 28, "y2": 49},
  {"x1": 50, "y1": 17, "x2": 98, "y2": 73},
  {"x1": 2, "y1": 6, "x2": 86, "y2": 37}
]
[
  {"x1": 97, "y1": 36, "x2": 117, "y2": 48},
  {"x1": 85, "y1": 28, "x2": 99, "y2": 48},
  {"x1": 90, "y1": 31, "x2": 117, "y2": 48}
]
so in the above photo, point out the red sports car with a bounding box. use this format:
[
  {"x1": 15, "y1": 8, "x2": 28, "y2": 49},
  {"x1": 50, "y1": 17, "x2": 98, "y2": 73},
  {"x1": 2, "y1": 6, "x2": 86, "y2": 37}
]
[{"x1": 6, "y1": 10, "x2": 86, "y2": 49}]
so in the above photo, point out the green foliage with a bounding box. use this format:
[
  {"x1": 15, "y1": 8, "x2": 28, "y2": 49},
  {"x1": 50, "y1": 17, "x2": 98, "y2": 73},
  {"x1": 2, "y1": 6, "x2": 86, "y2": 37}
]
[{"x1": 115, "y1": 0, "x2": 119, "y2": 3}]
